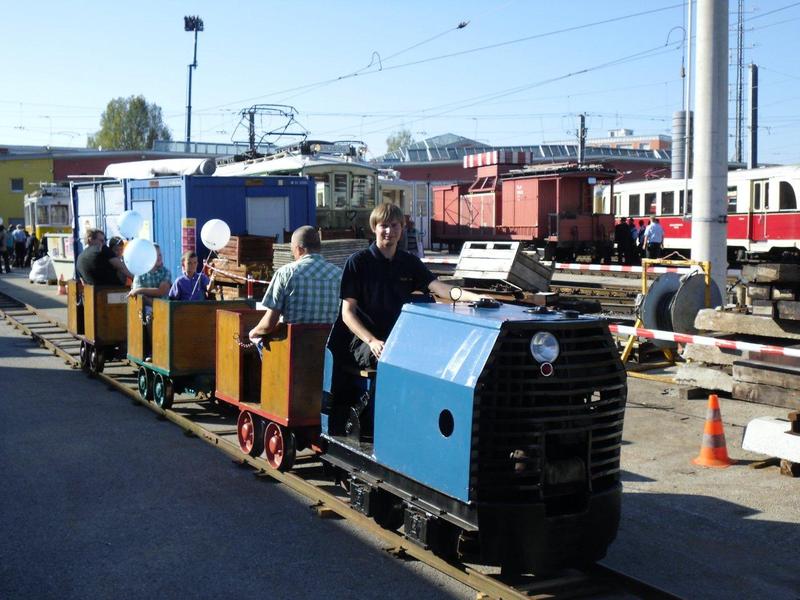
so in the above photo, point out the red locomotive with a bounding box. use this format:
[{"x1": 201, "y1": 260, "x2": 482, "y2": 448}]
[{"x1": 432, "y1": 151, "x2": 618, "y2": 261}]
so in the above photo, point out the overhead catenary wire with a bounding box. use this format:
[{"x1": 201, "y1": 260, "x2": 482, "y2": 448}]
[
  {"x1": 194, "y1": 2, "x2": 685, "y2": 114},
  {"x1": 333, "y1": 41, "x2": 684, "y2": 139}
]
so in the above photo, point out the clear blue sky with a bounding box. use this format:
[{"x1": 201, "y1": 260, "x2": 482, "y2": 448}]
[{"x1": 3, "y1": 1, "x2": 799, "y2": 163}]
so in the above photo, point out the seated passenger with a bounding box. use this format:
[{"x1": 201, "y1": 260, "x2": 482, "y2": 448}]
[
  {"x1": 340, "y1": 202, "x2": 486, "y2": 370},
  {"x1": 76, "y1": 229, "x2": 129, "y2": 286},
  {"x1": 168, "y1": 251, "x2": 210, "y2": 301},
  {"x1": 108, "y1": 236, "x2": 133, "y2": 286},
  {"x1": 129, "y1": 244, "x2": 171, "y2": 361},
  {"x1": 248, "y1": 226, "x2": 341, "y2": 355},
  {"x1": 128, "y1": 243, "x2": 171, "y2": 303}
]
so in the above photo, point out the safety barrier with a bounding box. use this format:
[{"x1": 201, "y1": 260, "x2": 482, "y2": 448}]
[{"x1": 608, "y1": 323, "x2": 800, "y2": 358}]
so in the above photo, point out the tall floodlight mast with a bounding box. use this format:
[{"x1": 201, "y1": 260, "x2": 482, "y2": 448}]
[{"x1": 184, "y1": 15, "x2": 204, "y2": 146}]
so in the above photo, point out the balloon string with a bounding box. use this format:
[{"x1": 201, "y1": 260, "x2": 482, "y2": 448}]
[
  {"x1": 190, "y1": 250, "x2": 218, "y2": 299},
  {"x1": 204, "y1": 248, "x2": 270, "y2": 286}
]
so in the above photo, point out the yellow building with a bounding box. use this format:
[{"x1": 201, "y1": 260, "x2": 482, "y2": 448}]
[{"x1": 0, "y1": 154, "x2": 54, "y2": 227}]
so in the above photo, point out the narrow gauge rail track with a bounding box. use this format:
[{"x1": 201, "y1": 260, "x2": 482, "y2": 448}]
[{"x1": 0, "y1": 290, "x2": 680, "y2": 600}]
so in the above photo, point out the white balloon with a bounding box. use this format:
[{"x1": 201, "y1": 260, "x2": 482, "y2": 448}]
[
  {"x1": 200, "y1": 219, "x2": 231, "y2": 251},
  {"x1": 123, "y1": 238, "x2": 157, "y2": 276},
  {"x1": 117, "y1": 210, "x2": 144, "y2": 239}
]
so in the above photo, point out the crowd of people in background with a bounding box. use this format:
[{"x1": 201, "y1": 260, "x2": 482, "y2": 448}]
[
  {"x1": 614, "y1": 216, "x2": 666, "y2": 265},
  {"x1": 0, "y1": 224, "x2": 45, "y2": 274}
]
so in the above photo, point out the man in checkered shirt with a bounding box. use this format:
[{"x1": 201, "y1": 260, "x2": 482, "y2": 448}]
[{"x1": 248, "y1": 226, "x2": 341, "y2": 353}]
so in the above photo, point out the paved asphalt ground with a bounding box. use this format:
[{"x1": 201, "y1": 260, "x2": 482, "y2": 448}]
[
  {"x1": 0, "y1": 314, "x2": 470, "y2": 599},
  {"x1": 1, "y1": 273, "x2": 799, "y2": 599}
]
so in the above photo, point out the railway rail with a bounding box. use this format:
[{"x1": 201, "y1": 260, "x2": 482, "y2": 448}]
[{"x1": 0, "y1": 289, "x2": 681, "y2": 600}]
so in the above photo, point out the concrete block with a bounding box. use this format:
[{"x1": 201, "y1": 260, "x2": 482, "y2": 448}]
[
  {"x1": 676, "y1": 363, "x2": 733, "y2": 393},
  {"x1": 681, "y1": 342, "x2": 744, "y2": 366},
  {"x1": 742, "y1": 262, "x2": 800, "y2": 283},
  {"x1": 742, "y1": 416, "x2": 800, "y2": 463},
  {"x1": 752, "y1": 299, "x2": 776, "y2": 318},
  {"x1": 694, "y1": 308, "x2": 800, "y2": 340},
  {"x1": 772, "y1": 286, "x2": 797, "y2": 301}
]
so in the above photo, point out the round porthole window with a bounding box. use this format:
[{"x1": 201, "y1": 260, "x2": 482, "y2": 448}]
[{"x1": 439, "y1": 409, "x2": 454, "y2": 437}]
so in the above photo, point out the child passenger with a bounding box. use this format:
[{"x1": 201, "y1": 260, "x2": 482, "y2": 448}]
[{"x1": 169, "y1": 251, "x2": 210, "y2": 301}]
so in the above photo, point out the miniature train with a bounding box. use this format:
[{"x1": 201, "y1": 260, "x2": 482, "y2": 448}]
[
  {"x1": 603, "y1": 163, "x2": 800, "y2": 260},
  {"x1": 66, "y1": 283, "x2": 627, "y2": 574},
  {"x1": 432, "y1": 151, "x2": 618, "y2": 261}
]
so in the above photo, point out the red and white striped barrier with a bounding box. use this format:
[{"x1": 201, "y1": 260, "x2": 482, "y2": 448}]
[
  {"x1": 556, "y1": 263, "x2": 742, "y2": 277},
  {"x1": 556, "y1": 262, "x2": 692, "y2": 274},
  {"x1": 206, "y1": 263, "x2": 269, "y2": 285},
  {"x1": 609, "y1": 323, "x2": 800, "y2": 358}
]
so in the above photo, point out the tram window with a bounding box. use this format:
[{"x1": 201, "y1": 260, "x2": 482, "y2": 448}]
[
  {"x1": 51, "y1": 205, "x2": 69, "y2": 225},
  {"x1": 753, "y1": 180, "x2": 769, "y2": 210},
  {"x1": 613, "y1": 193, "x2": 621, "y2": 214},
  {"x1": 727, "y1": 186, "x2": 738, "y2": 213},
  {"x1": 662, "y1": 191, "x2": 675, "y2": 214},
  {"x1": 313, "y1": 175, "x2": 329, "y2": 208},
  {"x1": 627, "y1": 194, "x2": 640, "y2": 216},
  {"x1": 333, "y1": 174, "x2": 348, "y2": 208},
  {"x1": 352, "y1": 174, "x2": 369, "y2": 208},
  {"x1": 779, "y1": 181, "x2": 797, "y2": 210},
  {"x1": 679, "y1": 189, "x2": 693, "y2": 214},
  {"x1": 11, "y1": 178, "x2": 23, "y2": 192},
  {"x1": 365, "y1": 175, "x2": 376, "y2": 209},
  {"x1": 37, "y1": 205, "x2": 48, "y2": 224},
  {"x1": 645, "y1": 193, "x2": 657, "y2": 215}
]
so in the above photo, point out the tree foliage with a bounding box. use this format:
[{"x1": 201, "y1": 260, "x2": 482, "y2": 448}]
[
  {"x1": 385, "y1": 129, "x2": 414, "y2": 153},
  {"x1": 87, "y1": 95, "x2": 172, "y2": 150}
]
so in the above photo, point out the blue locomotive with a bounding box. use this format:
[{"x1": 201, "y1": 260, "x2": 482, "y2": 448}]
[{"x1": 321, "y1": 300, "x2": 627, "y2": 574}]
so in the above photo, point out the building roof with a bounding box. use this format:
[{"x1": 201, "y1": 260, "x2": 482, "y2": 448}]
[
  {"x1": 374, "y1": 135, "x2": 672, "y2": 167},
  {"x1": 0, "y1": 141, "x2": 219, "y2": 162}
]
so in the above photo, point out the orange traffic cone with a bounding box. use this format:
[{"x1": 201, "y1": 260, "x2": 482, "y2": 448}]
[
  {"x1": 692, "y1": 394, "x2": 735, "y2": 468},
  {"x1": 57, "y1": 274, "x2": 67, "y2": 295}
]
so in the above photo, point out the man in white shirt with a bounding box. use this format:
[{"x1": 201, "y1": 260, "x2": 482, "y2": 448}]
[{"x1": 643, "y1": 217, "x2": 665, "y2": 259}]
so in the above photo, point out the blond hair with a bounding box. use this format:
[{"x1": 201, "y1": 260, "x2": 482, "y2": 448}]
[{"x1": 369, "y1": 202, "x2": 404, "y2": 231}]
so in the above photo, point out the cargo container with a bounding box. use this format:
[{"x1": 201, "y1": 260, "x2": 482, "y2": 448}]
[{"x1": 72, "y1": 175, "x2": 315, "y2": 277}]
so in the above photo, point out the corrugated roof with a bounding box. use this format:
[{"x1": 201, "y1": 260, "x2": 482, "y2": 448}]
[{"x1": 375, "y1": 141, "x2": 671, "y2": 165}]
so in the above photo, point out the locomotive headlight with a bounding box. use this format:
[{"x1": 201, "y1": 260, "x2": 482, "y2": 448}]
[{"x1": 529, "y1": 332, "x2": 560, "y2": 363}]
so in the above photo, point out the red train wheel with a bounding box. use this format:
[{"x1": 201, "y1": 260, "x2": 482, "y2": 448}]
[
  {"x1": 264, "y1": 423, "x2": 296, "y2": 471},
  {"x1": 237, "y1": 411, "x2": 264, "y2": 457}
]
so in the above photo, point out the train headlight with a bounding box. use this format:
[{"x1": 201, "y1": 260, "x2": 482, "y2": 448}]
[{"x1": 530, "y1": 332, "x2": 559, "y2": 363}]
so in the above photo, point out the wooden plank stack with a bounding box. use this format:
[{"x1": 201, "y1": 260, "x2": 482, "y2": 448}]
[
  {"x1": 682, "y1": 263, "x2": 800, "y2": 409},
  {"x1": 272, "y1": 239, "x2": 368, "y2": 270},
  {"x1": 209, "y1": 235, "x2": 275, "y2": 300},
  {"x1": 217, "y1": 235, "x2": 274, "y2": 264},
  {"x1": 454, "y1": 241, "x2": 552, "y2": 293}
]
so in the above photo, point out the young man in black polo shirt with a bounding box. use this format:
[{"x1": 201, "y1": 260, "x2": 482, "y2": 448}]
[{"x1": 340, "y1": 202, "x2": 484, "y2": 368}]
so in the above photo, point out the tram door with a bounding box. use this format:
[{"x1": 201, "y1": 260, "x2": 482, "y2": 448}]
[
  {"x1": 414, "y1": 183, "x2": 431, "y2": 250},
  {"x1": 247, "y1": 196, "x2": 289, "y2": 242}
]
